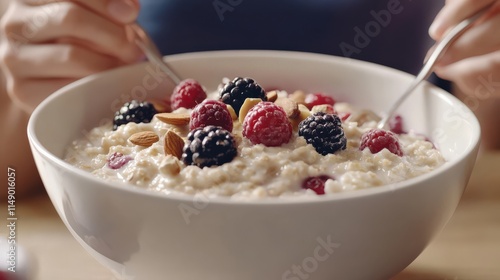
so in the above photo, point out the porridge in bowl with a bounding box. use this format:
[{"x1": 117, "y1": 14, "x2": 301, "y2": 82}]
[{"x1": 65, "y1": 77, "x2": 445, "y2": 199}]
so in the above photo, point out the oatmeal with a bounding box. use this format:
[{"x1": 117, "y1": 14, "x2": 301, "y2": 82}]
[{"x1": 64, "y1": 77, "x2": 445, "y2": 198}]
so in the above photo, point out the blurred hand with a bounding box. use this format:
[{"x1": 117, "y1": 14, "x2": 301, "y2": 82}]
[
  {"x1": 429, "y1": 0, "x2": 500, "y2": 99},
  {"x1": 0, "y1": 0, "x2": 143, "y2": 112}
]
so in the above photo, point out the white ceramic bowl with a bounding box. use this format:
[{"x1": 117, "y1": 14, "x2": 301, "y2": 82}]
[{"x1": 28, "y1": 51, "x2": 480, "y2": 280}]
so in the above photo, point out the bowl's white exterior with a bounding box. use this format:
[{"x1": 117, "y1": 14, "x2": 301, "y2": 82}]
[{"x1": 28, "y1": 51, "x2": 480, "y2": 280}]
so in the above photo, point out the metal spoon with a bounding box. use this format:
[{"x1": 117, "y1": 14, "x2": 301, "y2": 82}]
[
  {"x1": 129, "y1": 23, "x2": 182, "y2": 85},
  {"x1": 377, "y1": 4, "x2": 492, "y2": 129}
]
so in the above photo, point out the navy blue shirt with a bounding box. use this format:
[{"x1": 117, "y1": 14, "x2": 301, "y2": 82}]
[{"x1": 138, "y1": 0, "x2": 444, "y2": 75}]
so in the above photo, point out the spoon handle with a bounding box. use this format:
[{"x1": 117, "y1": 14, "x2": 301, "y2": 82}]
[
  {"x1": 377, "y1": 4, "x2": 492, "y2": 129},
  {"x1": 130, "y1": 23, "x2": 182, "y2": 85}
]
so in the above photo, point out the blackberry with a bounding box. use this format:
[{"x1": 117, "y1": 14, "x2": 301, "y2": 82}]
[
  {"x1": 298, "y1": 112, "x2": 347, "y2": 155},
  {"x1": 113, "y1": 100, "x2": 157, "y2": 130},
  {"x1": 219, "y1": 77, "x2": 267, "y2": 115},
  {"x1": 182, "y1": 126, "x2": 237, "y2": 168}
]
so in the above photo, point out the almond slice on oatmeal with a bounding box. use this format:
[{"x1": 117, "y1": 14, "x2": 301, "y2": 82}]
[
  {"x1": 348, "y1": 109, "x2": 381, "y2": 125},
  {"x1": 164, "y1": 130, "x2": 184, "y2": 159},
  {"x1": 147, "y1": 98, "x2": 171, "y2": 113},
  {"x1": 159, "y1": 155, "x2": 182, "y2": 176},
  {"x1": 226, "y1": 105, "x2": 238, "y2": 120},
  {"x1": 288, "y1": 90, "x2": 307, "y2": 105},
  {"x1": 129, "y1": 131, "x2": 159, "y2": 147},
  {"x1": 238, "y1": 98, "x2": 262, "y2": 124},
  {"x1": 311, "y1": 104, "x2": 336, "y2": 115},
  {"x1": 266, "y1": 91, "x2": 279, "y2": 102},
  {"x1": 290, "y1": 104, "x2": 312, "y2": 130},
  {"x1": 156, "y1": 113, "x2": 190, "y2": 126},
  {"x1": 275, "y1": 97, "x2": 300, "y2": 119}
]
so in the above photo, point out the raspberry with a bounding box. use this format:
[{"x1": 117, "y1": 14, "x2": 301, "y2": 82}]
[
  {"x1": 360, "y1": 129, "x2": 403, "y2": 156},
  {"x1": 182, "y1": 126, "x2": 237, "y2": 168},
  {"x1": 190, "y1": 100, "x2": 233, "y2": 132},
  {"x1": 219, "y1": 77, "x2": 267, "y2": 115},
  {"x1": 242, "y1": 102, "x2": 292, "y2": 147},
  {"x1": 302, "y1": 175, "x2": 333, "y2": 195},
  {"x1": 305, "y1": 92, "x2": 335, "y2": 110},
  {"x1": 298, "y1": 112, "x2": 347, "y2": 155},
  {"x1": 107, "y1": 152, "x2": 132, "y2": 169},
  {"x1": 171, "y1": 79, "x2": 207, "y2": 110},
  {"x1": 113, "y1": 100, "x2": 157, "y2": 130},
  {"x1": 389, "y1": 115, "x2": 406, "y2": 134}
]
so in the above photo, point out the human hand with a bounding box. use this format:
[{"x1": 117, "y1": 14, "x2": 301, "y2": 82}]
[
  {"x1": 0, "y1": 0, "x2": 143, "y2": 113},
  {"x1": 429, "y1": 0, "x2": 500, "y2": 99}
]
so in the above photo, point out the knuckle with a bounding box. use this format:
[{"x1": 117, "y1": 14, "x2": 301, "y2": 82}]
[
  {"x1": 62, "y1": 44, "x2": 81, "y2": 64},
  {"x1": 0, "y1": 7, "x2": 23, "y2": 37},
  {"x1": 0, "y1": 44, "x2": 18, "y2": 70},
  {"x1": 58, "y1": 3, "x2": 83, "y2": 30},
  {"x1": 71, "y1": 47, "x2": 87, "y2": 64},
  {"x1": 492, "y1": 51, "x2": 500, "y2": 68},
  {"x1": 8, "y1": 78, "x2": 23, "y2": 98},
  {"x1": 6, "y1": 78, "x2": 27, "y2": 104},
  {"x1": 64, "y1": 45, "x2": 117, "y2": 75}
]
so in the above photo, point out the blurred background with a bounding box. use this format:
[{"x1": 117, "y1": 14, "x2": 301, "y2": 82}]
[
  {"x1": 1, "y1": 0, "x2": 45, "y2": 200},
  {"x1": 1, "y1": 0, "x2": 7, "y2": 86}
]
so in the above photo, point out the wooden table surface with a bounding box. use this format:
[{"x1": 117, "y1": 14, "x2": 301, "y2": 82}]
[{"x1": 4, "y1": 151, "x2": 500, "y2": 280}]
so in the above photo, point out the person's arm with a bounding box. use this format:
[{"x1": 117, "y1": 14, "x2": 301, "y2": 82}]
[
  {"x1": 0, "y1": 0, "x2": 143, "y2": 198},
  {"x1": 429, "y1": 0, "x2": 500, "y2": 149},
  {"x1": 0, "y1": 0, "x2": 142, "y2": 113}
]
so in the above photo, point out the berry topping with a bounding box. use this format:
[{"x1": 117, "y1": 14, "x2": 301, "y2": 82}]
[
  {"x1": 304, "y1": 92, "x2": 335, "y2": 110},
  {"x1": 242, "y1": 102, "x2": 292, "y2": 147},
  {"x1": 311, "y1": 104, "x2": 337, "y2": 115},
  {"x1": 219, "y1": 77, "x2": 267, "y2": 115},
  {"x1": 113, "y1": 100, "x2": 157, "y2": 130},
  {"x1": 389, "y1": 115, "x2": 406, "y2": 134},
  {"x1": 302, "y1": 175, "x2": 333, "y2": 195},
  {"x1": 338, "y1": 112, "x2": 351, "y2": 122},
  {"x1": 360, "y1": 129, "x2": 403, "y2": 156},
  {"x1": 298, "y1": 112, "x2": 347, "y2": 155},
  {"x1": 182, "y1": 126, "x2": 237, "y2": 168},
  {"x1": 171, "y1": 79, "x2": 207, "y2": 110},
  {"x1": 190, "y1": 100, "x2": 233, "y2": 132},
  {"x1": 107, "y1": 152, "x2": 132, "y2": 169}
]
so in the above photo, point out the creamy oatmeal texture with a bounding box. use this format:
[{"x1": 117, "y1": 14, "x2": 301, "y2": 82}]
[{"x1": 65, "y1": 90, "x2": 445, "y2": 199}]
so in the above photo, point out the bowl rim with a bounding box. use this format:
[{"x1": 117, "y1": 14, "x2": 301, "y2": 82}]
[{"x1": 27, "y1": 50, "x2": 481, "y2": 205}]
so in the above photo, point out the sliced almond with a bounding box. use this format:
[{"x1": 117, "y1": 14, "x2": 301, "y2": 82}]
[
  {"x1": 148, "y1": 98, "x2": 171, "y2": 113},
  {"x1": 297, "y1": 104, "x2": 311, "y2": 120},
  {"x1": 311, "y1": 104, "x2": 336, "y2": 115},
  {"x1": 290, "y1": 104, "x2": 312, "y2": 131},
  {"x1": 129, "y1": 131, "x2": 159, "y2": 147},
  {"x1": 348, "y1": 109, "x2": 381, "y2": 125},
  {"x1": 159, "y1": 155, "x2": 182, "y2": 176},
  {"x1": 164, "y1": 130, "x2": 184, "y2": 159},
  {"x1": 275, "y1": 97, "x2": 300, "y2": 119},
  {"x1": 238, "y1": 98, "x2": 262, "y2": 124},
  {"x1": 226, "y1": 105, "x2": 238, "y2": 121},
  {"x1": 289, "y1": 90, "x2": 306, "y2": 105},
  {"x1": 266, "y1": 91, "x2": 278, "y2": 102},
  {"x1": 156, "y1": 113, "x2": 190, "y2": 126}
]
